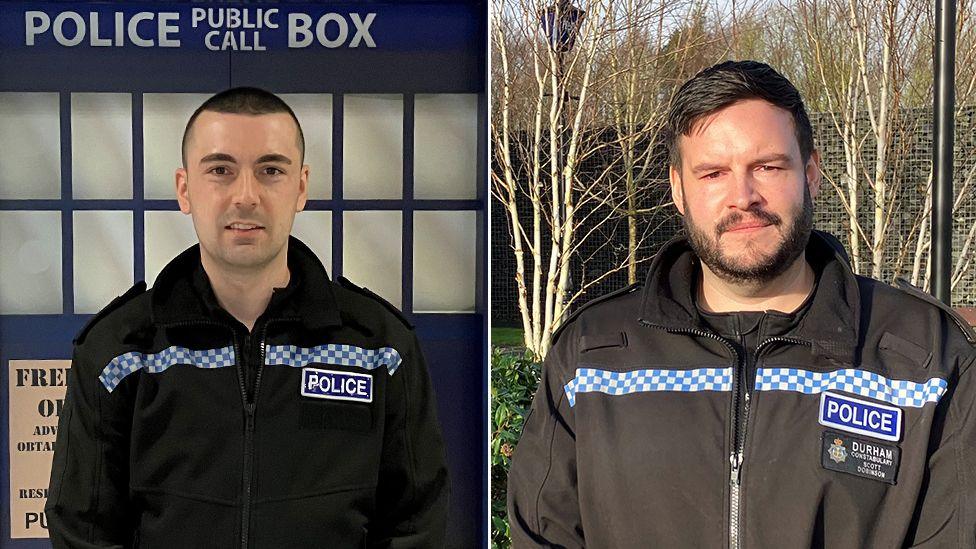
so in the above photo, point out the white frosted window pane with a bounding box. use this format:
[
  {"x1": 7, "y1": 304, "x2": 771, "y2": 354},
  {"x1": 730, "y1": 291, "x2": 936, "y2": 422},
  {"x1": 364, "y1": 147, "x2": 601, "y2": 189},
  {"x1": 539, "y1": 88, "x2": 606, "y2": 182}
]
[
  {"x1": 413, "y1": 211, "x2": 476, "y2": 312},
  {"x1": 344, "y1": 95, "x2": 402, "y2": 199},
  {"x1": 0, "y1": 93, "x2": 60, "y2": 199},
  {"x1": 144, "y1": 94, "x2": 210, "y2": 199},
  {"x1": 72, "y1": 93, "x2": 132, "y2": 199},
  {"x1": 343, "y1": 211, "x2": 402, "y2": 308},
  {"x1": 0, "y1": 212, "x2": 61, "y2": 314},
  {"x1": 291, "y1": 211, "x2": 332, "y2": 273},
  {"x1": 414, "y1": 94, "x2": 478, "y2": 199},
  {"x1": 282, "y1": 94, "x2": 332, "y2": 200},
  {"x1": 74, "y1": 211, "x2": 134, "y2": 313},
  {"x1": 144, "y1": 211, "x2": 198, "y2": 286}
]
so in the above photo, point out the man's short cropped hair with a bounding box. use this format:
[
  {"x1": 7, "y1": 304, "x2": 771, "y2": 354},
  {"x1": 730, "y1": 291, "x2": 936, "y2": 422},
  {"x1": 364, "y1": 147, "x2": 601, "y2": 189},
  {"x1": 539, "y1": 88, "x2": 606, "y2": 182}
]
[
  {"x1": 665, "y1": 60, "x2": 814, "y2": 169},
  {"x1": 181, "y1": 87, "x2": 305, "y2": 166}
]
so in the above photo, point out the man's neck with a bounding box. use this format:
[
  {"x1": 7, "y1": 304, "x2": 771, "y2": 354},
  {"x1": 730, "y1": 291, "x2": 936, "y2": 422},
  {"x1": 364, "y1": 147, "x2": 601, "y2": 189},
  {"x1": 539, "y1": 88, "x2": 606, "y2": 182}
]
[
  {"x1": 697, "y1": 256, "x2": 815, "y2": 314},
  {"x1": 201, "y1": 253, "x2": 290, "y2": 332}
]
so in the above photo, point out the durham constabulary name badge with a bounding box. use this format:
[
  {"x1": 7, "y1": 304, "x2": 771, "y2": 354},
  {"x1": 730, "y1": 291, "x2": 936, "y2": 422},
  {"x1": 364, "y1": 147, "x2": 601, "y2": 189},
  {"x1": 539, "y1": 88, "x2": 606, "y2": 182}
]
[{"x1": 821, "y1": 430, "x2": 900, "y2": 484}]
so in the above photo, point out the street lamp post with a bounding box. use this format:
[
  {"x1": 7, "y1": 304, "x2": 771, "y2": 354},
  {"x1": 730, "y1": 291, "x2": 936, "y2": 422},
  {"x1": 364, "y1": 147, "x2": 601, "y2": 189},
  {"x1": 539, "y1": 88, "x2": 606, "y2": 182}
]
[{"x1": 932, "y1": 0, "x2": 956, "y2": 304}]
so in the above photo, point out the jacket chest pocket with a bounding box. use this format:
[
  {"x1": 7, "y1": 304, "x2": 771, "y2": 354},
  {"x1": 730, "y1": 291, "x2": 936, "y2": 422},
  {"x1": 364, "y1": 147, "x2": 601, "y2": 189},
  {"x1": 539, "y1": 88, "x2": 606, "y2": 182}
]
[
  {"x1": 299, "y1": 399, "x2": 374, "y2": 432},
  {"x1": 294, "y1": 365, "x2": 377, "y2": 432}
]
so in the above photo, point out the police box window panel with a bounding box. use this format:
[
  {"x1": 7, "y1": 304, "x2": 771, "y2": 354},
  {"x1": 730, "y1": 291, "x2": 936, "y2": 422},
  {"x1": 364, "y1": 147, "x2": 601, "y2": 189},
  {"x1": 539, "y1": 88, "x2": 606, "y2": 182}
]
[
  {"x1": 414, "y1": 93, "x2": 479, "y2": 200},
  {"x1": 344, "y1": 94, "x2": 403, "y2": 199},
  {"x1": 73, "y1": 211, "x2": 134, "y2": 315},
  {"x1": 0, "y1": 212, "x2": 62, "y2": 315},
  {"x1": 71, "y1": 93, "x2": 132, "y2": 200},
  {"x1": 344, "y1": 210, "x2": 403, "y2": 309},
  {"x1": 143, "y1": 93, "x2": 216, "y2": 200},
  {"x1": 0, "y1": 93, "x2": 60, "y2": 200}
]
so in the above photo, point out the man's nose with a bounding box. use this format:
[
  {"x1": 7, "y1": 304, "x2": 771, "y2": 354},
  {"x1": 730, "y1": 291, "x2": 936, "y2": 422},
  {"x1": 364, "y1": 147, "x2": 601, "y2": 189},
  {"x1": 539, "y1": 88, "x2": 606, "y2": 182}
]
[
  {"x1": 232, "y1": 171, "x2": 259, "y2": 207},
  {"x1": 729, "y1": 172, "x2": 762, "y2": 211}
]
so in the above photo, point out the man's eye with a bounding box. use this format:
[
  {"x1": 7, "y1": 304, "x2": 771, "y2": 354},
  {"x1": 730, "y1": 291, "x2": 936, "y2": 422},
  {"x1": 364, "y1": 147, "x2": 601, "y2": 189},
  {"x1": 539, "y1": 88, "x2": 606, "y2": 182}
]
[
  {"x1": 702, "y1": 171, "x2": 722, "y2": 180},
  {"x1": 758, "y1": 165, "x2": 780, "y2": 172},
  {"x1": 262, "y1": 167, "x2": 284, "y2": 176},
  {"x1": 208, "y1": 166, "x2": 230, "y2": 176}
]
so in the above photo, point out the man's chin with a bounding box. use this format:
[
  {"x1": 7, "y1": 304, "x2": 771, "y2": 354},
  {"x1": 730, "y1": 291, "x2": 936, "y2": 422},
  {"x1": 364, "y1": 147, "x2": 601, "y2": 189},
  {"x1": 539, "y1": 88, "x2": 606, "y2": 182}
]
[
  {"x1": 707, "y1": 246, "x2": 800, "y2": 284},
  {"x1": 216, "y1": 249, "x2": 276, "y2": 271}
]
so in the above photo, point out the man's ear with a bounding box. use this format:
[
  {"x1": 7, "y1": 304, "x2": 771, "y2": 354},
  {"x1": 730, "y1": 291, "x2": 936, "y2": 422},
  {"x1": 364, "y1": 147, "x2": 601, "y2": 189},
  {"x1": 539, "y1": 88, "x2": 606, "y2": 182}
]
[
  {"x1": 669, "y1": 164, "x2": 685, "y2": 216},
  {"x1": 296, "y1": 165, "x2": 310, "y2": 212},
  {"x1": 806, "y1": 149, "x2": 822, "y2": 200},
  {"x1": 176, "y1": 168, "x2": 191, "y2": 214}
]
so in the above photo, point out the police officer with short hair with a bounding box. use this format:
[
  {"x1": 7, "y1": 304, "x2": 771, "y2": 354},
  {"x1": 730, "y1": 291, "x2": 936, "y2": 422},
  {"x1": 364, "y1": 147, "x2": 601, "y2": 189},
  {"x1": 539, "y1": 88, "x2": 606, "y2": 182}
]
[
  {"x1": 508, "y1": 61, "x2": 976, "y2": 548},
  {"x1": 46, "y1": 88, "x2": 450, "y2": 548}
]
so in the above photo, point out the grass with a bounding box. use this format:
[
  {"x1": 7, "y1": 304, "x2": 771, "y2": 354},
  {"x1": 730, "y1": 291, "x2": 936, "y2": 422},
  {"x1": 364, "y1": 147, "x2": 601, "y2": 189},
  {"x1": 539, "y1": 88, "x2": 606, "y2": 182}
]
[{"x1": 491, "y1": 327, "x2": 525, "y2": 348}]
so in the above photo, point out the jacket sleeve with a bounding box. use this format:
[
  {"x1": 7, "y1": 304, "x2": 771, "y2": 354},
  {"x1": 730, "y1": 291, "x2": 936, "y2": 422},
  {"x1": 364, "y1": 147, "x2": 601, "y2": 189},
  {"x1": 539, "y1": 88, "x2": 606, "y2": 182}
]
[
  {"x1": 906, "y1": 354, "x2": 976, "y2": 548},
  {"x1": 507, "y1": 324, "x2": 584, "y2": 548},
  {"x1": 367, "y1": 333, "x2": 450, "y2": 548},
  {"x1": 45, "y1": 343, "x2": 135, "y2": 549}
]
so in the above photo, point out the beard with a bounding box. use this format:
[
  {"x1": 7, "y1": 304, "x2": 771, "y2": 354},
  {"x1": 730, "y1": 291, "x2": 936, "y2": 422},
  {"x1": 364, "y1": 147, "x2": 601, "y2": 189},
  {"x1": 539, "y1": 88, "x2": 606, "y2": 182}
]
[{"x1": 683, "y1": 184, "x2": 814, "y2": 285}]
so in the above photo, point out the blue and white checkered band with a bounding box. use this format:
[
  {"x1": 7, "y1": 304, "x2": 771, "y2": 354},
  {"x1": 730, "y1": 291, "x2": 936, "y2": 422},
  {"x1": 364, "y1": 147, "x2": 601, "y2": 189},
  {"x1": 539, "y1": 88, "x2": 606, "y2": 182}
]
[
  {"x1": 564, "y1": 367, "x2": 733, "y2": 407},
  {"x1": 265, "y1": 344, "x2": 402, "y2": 375},
  {"x1": 99, "y1": 346, "x2": 236, "y2": 393},
  {"x1": 755, "y1": 368, "x2": 948, "y2": 408}
]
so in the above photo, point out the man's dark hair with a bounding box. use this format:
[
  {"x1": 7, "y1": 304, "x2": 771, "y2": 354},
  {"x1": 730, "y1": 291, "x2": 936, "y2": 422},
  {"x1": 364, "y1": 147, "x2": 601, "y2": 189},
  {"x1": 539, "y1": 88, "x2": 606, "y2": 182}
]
[
  {"x1": 181, "y1": 87, "x2": 305, "y2": 167},
  {"x1": 665, "y1": 60, "x2": 814, "y2": 169}
]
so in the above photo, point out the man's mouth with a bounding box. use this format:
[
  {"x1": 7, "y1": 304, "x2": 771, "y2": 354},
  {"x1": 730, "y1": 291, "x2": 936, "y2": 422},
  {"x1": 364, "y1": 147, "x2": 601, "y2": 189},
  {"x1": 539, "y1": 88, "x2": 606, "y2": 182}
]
[
  {"x1": 725, "y1": 221, "x2": 771, "y2": 233},
  {"x1": 226, "y1": 222, "x2": 265, "y2": 233}
]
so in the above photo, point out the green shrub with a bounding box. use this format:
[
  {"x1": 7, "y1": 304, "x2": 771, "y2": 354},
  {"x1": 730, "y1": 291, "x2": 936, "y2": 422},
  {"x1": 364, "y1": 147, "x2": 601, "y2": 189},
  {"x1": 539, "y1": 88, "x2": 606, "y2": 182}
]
[{"x1": 490, "y1": 347, "x2": 541, "y2": 548}]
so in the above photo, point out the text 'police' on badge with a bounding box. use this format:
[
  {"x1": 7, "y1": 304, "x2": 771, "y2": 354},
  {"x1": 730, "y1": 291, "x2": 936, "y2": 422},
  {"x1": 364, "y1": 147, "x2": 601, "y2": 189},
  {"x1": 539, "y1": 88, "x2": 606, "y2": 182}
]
[
  {"x1": 818, "y1": 391, "x2": 902, "y2": 441},
  {"x1": 301, "y1": 368, "x2": 373, "y2": 403}
]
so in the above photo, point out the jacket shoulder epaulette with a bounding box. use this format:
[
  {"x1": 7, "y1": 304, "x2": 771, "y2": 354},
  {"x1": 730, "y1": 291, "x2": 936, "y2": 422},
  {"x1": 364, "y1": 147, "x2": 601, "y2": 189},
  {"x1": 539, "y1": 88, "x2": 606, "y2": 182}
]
[
  {"x1": 336, "y1": 276, "x2": 414, "y2": 329},
  {"x1": 551, "y1": 283, "x2": 641, "y2": 345},
  {"x1": 893, "y1": 277, "x2": 976, "y2": 345},
  {"x1": 73, "y1": 281, "x2": 148, "y2": 345}
]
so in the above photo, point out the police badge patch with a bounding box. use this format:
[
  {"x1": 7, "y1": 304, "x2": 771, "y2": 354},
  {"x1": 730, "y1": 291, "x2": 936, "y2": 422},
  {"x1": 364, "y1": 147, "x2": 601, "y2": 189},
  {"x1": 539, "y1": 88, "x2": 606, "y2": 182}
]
[
  {"x1": 828, "y1": 438, "x2": 848, "y2": 463},
  {"x1": 301, "y1": 367, "x2": 373, "y2": 403},
  {"x1": 819, "y1": 391, "x2": 903, "y2": 441}
]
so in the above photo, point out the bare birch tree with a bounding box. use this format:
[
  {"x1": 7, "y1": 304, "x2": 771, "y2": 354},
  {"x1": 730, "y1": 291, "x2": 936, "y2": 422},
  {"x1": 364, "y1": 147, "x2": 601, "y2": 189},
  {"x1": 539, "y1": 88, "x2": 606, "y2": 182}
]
[{"x1": 493, "y1": 0, "x2": 699, "y2": 358}]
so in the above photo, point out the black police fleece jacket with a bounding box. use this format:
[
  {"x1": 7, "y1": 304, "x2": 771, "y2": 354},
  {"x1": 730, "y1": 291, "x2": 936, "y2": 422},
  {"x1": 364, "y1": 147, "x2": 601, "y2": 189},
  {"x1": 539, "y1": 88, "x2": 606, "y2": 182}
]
[
  {"x1": 508, "y1": 230, "x2": 976, "y2": 548},
  {"x1": 46, "y1": 236, "x2": 450, "y2": 548}
]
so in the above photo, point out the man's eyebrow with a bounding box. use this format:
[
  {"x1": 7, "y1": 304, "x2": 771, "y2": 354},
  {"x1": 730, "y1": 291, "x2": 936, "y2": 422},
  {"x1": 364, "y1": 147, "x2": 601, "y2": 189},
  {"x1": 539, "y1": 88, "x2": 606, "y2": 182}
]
[
  {"x1": 753, "y1": 153, "x2": 793, "y2": 165},
  {"x1": 199, "y1": 153, "x2": 237, "y2": 164},
  {"x1": 690, "y1": 162, "x2": 727, "y2": 173},
  {"x1": 256, "y1": 153, "x2": 293, "y2": 165}
]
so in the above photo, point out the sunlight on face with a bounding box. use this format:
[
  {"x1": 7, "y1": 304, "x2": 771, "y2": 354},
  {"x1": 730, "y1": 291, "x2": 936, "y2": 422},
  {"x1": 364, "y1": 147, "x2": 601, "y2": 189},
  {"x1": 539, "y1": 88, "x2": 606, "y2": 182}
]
[{"x1": 669, "y1": 99, "x2": 820, "y2": 284}]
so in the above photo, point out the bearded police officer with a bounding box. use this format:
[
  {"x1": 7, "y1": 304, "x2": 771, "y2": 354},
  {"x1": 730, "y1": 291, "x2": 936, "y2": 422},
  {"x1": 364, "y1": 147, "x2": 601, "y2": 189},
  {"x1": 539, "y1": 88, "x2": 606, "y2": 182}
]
[
  {"x1": 508, "y1": 61, "x2": 976, "y2": 548},
  {"x1": 46, "y1": 88, "x2": 449, "y2": 548}
]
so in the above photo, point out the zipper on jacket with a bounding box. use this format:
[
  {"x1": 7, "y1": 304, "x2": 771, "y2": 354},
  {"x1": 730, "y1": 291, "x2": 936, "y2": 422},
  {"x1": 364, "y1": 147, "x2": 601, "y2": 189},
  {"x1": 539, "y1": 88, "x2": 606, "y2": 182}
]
[
  {"x1": 640, "y1": 320, "x2": 742, "y2": 548},
  {"x1": 730, "y1": 335, "x2": 811, "y2": 549},
  {"x1": 163, "y1": 317, "x2": 292, "y2": 549},
  {"x1": 240, "y1": 320, "x2": 275, "y2": 549},
  {"x1": 728, "y1": 324, "x2": 749, "y2": 549},
  {"x1": 642, "y1": 318, "x2": 812, "y2": 548}
]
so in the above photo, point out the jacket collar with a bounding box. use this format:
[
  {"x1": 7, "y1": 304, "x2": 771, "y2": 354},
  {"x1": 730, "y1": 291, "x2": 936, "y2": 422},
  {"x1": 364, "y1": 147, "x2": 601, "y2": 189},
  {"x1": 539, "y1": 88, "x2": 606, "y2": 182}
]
[
  {"x1": 638, "y1": 230, "x2": 860, "y2": 363},
  {"x1": 150, "y1": 236, "x2": 342, "y2": 331}
]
